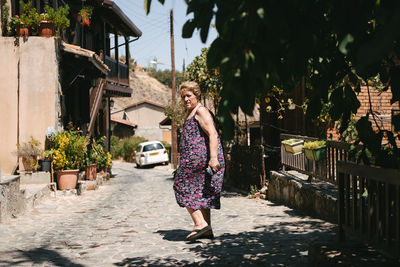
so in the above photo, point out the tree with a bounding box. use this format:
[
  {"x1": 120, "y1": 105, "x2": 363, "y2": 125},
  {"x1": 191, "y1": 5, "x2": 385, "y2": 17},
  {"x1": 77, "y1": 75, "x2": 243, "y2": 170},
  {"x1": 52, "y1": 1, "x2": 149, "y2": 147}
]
[
  {"x1": 147, "y1": 68, "x2": 184, "y2": 88},
  {"x1": 185, "y1": 47, "x2": 222, "y2": 113},
  {"x1": 145, "y1": 0, "x2": 400, "y2": 168}
]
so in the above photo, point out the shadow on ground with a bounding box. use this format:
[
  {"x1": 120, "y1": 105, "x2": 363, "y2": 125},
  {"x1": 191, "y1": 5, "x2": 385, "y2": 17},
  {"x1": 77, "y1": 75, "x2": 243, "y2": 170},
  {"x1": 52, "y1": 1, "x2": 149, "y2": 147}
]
[
  {"x1": 114, "y1": 220, "x2": 336, "y2": 267},
  {"x1": 0, "y1": 246, "x2": 84, "y2": 267}
]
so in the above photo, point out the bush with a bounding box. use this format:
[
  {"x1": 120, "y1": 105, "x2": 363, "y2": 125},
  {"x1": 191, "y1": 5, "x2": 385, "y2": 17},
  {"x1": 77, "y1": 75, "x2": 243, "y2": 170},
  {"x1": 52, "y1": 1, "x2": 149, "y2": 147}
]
[
  {"x1": 110, "y1": 136, "x2": 148, "y2": 162},
  {"x1": 47, "y1": 129, "x2": 88, "y2": 170},
  {"x1": 121, "y1": 136, "x2": 147, "y2": 162},
  {"x1": 110, "y1": 136, "x2": 123, "y2": 159}
]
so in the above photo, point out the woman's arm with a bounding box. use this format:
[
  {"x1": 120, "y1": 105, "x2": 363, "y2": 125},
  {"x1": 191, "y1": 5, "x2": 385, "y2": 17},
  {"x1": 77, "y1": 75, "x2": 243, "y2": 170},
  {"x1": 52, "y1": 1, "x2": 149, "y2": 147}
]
[{"x1": 196, "y1": 107, "x2": 220, "y2": 173}]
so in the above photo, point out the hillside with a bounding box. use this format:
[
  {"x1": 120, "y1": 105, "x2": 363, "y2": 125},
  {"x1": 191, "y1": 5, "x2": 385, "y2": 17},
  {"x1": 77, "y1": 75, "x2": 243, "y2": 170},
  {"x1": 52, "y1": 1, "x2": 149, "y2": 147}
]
[{"x1": 111, "y1": 66, "x2": 171, "y2": 110}]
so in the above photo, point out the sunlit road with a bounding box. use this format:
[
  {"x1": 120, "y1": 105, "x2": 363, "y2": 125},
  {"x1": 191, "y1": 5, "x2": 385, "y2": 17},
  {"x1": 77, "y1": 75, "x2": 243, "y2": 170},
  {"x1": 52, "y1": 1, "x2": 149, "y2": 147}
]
[{"x1": 0, "y1": 161, "x2": 335, "y2": 266}]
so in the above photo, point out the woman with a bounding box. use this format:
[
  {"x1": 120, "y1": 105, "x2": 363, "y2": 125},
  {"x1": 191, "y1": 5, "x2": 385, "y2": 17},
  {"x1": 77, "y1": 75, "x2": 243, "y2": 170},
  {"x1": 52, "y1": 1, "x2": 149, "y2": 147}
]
[{"x1": 173, "y1": 81, "x2": 225, "y2": 241}]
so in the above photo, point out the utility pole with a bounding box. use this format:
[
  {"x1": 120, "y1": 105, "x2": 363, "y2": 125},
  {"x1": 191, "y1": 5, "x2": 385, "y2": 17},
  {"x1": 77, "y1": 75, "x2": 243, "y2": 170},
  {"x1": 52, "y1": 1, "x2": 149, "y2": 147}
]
[{"x1": 170, "y1": 8, "x2": 178, "y2": 169}]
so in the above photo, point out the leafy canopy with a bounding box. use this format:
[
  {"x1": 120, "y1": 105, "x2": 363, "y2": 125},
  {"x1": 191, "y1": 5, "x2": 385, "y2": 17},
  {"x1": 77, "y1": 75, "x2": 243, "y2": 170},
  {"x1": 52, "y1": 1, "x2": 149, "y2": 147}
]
[{"x1": 145, "y1": 0, "x2": 400, "y2": 167}]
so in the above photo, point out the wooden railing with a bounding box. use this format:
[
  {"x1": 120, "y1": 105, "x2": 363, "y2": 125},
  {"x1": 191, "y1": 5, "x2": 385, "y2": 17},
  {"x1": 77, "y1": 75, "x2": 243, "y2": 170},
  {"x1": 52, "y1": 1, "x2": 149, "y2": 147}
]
[
  {"x1": 104, "y1": 56, "x2": 129, "y2": 87},
  {"x1": 280, "y1": 133, "x2": 358, "y2": 184},
  {"x1": 337, "y1": 161, "x2": 400, "y2": 257},
  {"x1": 280, "y1": 134, "x2": 320, "y2": 181}
]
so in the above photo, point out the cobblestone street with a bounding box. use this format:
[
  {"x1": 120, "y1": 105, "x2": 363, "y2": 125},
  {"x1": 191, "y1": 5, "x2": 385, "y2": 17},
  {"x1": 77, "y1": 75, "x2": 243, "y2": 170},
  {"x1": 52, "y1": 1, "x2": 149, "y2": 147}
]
[{"x1": 0, "y1": 161, "x2": 336, "y2": 266}]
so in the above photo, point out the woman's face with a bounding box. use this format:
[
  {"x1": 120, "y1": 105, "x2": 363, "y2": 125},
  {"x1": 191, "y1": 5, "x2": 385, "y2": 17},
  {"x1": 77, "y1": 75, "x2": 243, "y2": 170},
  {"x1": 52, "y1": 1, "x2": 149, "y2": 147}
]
[{"x1": 181, "y1": 89, "x2": 199, "y2": 111}]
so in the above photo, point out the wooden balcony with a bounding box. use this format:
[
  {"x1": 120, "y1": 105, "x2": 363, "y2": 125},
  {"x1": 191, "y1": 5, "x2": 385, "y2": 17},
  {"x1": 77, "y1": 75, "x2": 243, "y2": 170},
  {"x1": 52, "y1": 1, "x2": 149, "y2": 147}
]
[
  {"x1": 104, "y1": 55, "x2": 129, "y2": 87},
  {"x1": 103, "y1": 55, "x2": 132, "y2": 97}
]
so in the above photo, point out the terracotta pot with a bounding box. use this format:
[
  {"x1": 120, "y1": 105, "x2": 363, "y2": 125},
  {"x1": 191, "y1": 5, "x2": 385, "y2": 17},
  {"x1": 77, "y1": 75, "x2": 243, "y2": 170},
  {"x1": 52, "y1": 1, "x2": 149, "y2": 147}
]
[
  {"x1": 99, "y1": 167, "x2": 107, "y2": 174},
  {"x1": 38, "y1": 21, "x2": 55, "y2": 37},
  {"x1": 16, "y1": 24, "x2": 29, "y2": 37},
  {"x1": 56, "y1": 169, "x2": 79, "y2": 190},
  {"x1": 22, "y1": 156, "x2": 38, "y2": 171},
  {"x1": 85, "y1": 164, "x2": 97, "y2": 180}
]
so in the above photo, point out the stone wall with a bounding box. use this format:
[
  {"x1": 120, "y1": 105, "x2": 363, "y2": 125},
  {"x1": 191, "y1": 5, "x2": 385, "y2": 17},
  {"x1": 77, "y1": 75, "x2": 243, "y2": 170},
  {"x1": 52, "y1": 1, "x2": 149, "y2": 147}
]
[
  {"x1": 268, "y1": 170, "x2": 338, "y2": 223},
  {"x1": 0, "y1": 175, "x2": 23, "y2": 222}
]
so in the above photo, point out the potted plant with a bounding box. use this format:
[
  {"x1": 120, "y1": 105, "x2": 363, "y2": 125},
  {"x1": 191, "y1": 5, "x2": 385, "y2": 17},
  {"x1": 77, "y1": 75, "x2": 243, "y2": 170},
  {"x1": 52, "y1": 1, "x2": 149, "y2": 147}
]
[
  {"x1": 41, "y1": 150, "x2": 53, "y2": 172},
  {"x1": 16, "y1": 136, "x2": 43, "y2": 172},
  {"x1": 9, "y1": 15, "x2": 27, "y2": 36},
  {"x1": 281, "y1": 138, "x2": 304, "y2": 154},
  {"x1": 83, "y1": 140, "x2": 99, "y2": 181},
  {"x1": 98, "y1": 151, "x2": 112, "y2": 174},
  {"x1": 8, "y1": 1, "x2": 41, "y2": 36},
  {"x1": 93, "y1": 137, "x2": 112, "y2": 174},
  {"x1": 48, "y1": 129, "x2": 88, "y2": 190},
  {"x1": 78, "y1": 5, "x2": 93, "y2": 27},
  {"x1": 303, "y1": 140, "x2": 327, "y2": 161},
  {"x1": 38, "y1": 4, "x2": 70, "y2": 37}
]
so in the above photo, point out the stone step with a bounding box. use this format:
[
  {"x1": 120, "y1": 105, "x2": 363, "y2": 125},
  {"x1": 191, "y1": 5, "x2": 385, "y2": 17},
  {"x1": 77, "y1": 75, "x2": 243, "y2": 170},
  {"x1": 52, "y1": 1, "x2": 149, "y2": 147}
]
[{"x1": 20, "y1": 183, "x2": 53, "y2": 211}]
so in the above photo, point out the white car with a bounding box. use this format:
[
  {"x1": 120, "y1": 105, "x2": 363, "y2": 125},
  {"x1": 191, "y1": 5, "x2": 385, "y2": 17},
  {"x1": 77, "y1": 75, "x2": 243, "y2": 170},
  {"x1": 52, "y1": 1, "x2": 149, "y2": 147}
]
[{"x1": 135, "y1": 141, "x2": 169, "y2": 167}]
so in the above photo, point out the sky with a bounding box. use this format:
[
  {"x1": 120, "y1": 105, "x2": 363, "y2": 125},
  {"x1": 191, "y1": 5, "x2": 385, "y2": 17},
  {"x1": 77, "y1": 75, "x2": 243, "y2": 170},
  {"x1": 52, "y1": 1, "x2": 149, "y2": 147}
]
[{"x1": 113, "y1": 0, "x2": 218, "y2": 71}]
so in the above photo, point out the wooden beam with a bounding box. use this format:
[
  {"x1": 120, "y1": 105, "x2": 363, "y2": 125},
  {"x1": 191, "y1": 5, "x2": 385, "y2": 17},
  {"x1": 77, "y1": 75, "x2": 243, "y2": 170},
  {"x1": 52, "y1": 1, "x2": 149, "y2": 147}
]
[{"x1": 88, "y1": 79, "x2": 105, "y2": 135}]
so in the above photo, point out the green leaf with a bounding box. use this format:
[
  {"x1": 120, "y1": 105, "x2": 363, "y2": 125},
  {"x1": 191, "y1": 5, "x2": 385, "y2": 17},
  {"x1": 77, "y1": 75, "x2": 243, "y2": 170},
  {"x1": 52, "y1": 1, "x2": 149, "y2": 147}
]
[
  {"x1": 144, "y1": 0, "x2": 151, "y2": 15},
  {"x1": 257, "y1": 8, "x2": 265, "y2": 19},
  {"x1": 361, "y1": 189, "x2": 368, "y2": 197},
  {"x1": 182, "y1": 20, "x2": 195, "y2": 38},
  {"x1": 339, "y1": 34, "x2": 354, "y2": 55}
]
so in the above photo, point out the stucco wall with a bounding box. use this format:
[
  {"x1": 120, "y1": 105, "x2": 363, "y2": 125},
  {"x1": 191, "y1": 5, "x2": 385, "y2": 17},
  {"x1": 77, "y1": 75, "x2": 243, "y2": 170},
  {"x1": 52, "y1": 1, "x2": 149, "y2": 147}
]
[
  {"x1": 0, "y1": 38, "x2": 19, "y2": 175},
  {"x1": 0, "y1": 37, "x2": 59, "y2": 174},
  {"x1": 126, "y1": 104, "x2": 165, "y2": 141},
  {"x1": 126, "y1": 103, "x2": 165, "y2": 127}
]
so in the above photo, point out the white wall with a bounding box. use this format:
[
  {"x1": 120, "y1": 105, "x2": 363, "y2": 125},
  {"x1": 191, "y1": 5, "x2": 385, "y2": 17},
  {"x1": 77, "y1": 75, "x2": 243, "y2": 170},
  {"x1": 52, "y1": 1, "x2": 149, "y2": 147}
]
[{"x1": 126, "y1": 103, "x2": 165, "y2": 141}]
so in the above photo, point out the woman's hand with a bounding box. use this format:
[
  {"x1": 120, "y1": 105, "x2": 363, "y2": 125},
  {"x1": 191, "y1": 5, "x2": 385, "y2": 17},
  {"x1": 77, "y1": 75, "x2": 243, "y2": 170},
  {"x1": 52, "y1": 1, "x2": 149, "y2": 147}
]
[{"x1": 208, "y1": 157, "x2": 220, "y2": 173}]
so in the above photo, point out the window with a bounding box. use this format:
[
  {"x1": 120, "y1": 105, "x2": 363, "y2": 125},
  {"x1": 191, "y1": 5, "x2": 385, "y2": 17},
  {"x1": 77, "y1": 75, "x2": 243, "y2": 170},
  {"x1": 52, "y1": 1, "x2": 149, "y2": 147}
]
[{"x1": 143, "y1": 143, "x2": 164, "y2": 152}]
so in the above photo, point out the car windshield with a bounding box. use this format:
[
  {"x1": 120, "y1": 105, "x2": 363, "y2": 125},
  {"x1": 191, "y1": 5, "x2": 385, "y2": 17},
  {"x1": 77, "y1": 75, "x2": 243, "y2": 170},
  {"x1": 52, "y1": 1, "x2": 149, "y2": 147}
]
[
  {"x1": 136, "y1": 146, "x2": 142, "y2": 152},
  {"x1": 143, "y1": 143, "x2": 163, "y2": 152}
]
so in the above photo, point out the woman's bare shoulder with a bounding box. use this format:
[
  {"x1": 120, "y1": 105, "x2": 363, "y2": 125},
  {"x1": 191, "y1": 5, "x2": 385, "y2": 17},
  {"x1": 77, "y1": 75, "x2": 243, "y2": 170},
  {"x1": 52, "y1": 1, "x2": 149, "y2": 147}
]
[{"x1": 196, "y1": 106, "x2": 212, "y2": 119}]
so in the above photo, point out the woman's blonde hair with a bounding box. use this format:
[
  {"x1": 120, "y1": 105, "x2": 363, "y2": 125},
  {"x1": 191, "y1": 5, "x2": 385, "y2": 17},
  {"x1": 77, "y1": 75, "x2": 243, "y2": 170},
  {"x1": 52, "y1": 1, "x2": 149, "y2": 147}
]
[{"x1": 179, "y1": 81, "x2": 201, "y2": 100}]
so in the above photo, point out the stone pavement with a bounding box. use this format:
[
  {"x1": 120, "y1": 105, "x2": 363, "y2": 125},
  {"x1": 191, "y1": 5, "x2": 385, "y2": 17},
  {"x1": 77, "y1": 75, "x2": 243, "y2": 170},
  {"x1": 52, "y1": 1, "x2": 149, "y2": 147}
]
[{"x1": 0, "y1": 161, "x2": 336, "y2": 266}]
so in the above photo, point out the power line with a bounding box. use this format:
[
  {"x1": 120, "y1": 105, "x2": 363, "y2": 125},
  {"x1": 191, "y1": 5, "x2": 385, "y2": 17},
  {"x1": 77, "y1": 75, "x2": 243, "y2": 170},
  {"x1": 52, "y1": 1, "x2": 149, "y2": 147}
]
[{"x1": 117, "y1": 0, "x2": 168, "y2": 17}]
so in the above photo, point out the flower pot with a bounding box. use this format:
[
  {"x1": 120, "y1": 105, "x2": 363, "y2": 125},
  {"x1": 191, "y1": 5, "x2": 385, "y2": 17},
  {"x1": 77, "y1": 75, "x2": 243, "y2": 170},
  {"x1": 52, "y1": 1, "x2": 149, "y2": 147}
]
[
  {"x1": 16, "y1": 24, "x2": 29, "y2": 37},
  {"x1": 56, "y1": 169, "x2": 79, "y2": 190},
  {"x1": 22, "y1": 156, "x2": 38, "y2": 172},
  {"x1": 99, "y1": 166, "x2": 107, "y2": 174},
  {"x1": 38, "y1": 21, "x2": 54, "y2": 37},
  {"x1": 85, "y1": 164, "x2": 97, "y2": 180},
  {"x1": 281, "y1": 139, "x2": 304, "y2": 154},
  {"x1": 41, "y1": 159, "x2": 52, "y2": 172},
  {"x1": 304, "y1": 146, "x2": 326, "y2": 161}
]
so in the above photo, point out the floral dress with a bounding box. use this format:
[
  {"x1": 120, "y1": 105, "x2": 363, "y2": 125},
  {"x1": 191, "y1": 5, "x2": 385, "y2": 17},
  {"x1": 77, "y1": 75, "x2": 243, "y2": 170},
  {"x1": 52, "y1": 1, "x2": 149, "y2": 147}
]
[{"x1": 173, "y1": 107, "x2": 225, "y2": 210}]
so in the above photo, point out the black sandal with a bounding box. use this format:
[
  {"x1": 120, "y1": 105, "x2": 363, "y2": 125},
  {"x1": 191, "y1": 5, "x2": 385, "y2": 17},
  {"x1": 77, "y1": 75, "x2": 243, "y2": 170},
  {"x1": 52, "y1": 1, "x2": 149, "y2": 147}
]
[{"x1": 187, "y1": 225, "x2": 212, "y2": 241}]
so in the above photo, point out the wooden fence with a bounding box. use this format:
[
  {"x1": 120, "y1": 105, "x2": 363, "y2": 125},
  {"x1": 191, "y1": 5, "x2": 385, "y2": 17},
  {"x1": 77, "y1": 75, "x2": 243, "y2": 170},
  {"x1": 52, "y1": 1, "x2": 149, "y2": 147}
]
[
  {"x1": 280, "y1": 133, "x2": 357, "y2": 184},
  {"x1": 337, "y1": 161, "x2": 400, "y2": 257}
]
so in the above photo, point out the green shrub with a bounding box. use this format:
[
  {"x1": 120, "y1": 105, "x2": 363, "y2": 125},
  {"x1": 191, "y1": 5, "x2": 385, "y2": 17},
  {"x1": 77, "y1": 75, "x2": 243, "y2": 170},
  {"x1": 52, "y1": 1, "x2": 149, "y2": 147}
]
[
  {"x1": 110, "y1": 136, "x2": 122, "y2": 159},
  {"x1": 110, "y1": 136, "x2": 148, "y2": 162},
  {"x1": 121, "y1": 136, "x2": 147, "y2": 162}
]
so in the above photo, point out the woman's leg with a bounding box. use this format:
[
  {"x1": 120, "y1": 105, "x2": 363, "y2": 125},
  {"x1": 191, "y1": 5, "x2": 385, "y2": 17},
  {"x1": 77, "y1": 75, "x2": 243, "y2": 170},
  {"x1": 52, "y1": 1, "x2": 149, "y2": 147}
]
[
  {"x1": 201, "y1": 209, "x2": 211, "y2": 226},
  {"x1": 186, "y1": 207, "x2": 208, "y2": 238}
]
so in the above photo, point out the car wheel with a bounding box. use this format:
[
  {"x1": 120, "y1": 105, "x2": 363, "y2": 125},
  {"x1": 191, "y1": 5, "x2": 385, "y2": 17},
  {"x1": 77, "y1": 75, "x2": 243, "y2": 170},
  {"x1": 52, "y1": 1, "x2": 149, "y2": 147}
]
[
  {"x1": 163, "y1": 161, "x2": 169, "y2": 165},
  {"x1": 136, "y1": 163, "x2": 141, "y2": 168}
]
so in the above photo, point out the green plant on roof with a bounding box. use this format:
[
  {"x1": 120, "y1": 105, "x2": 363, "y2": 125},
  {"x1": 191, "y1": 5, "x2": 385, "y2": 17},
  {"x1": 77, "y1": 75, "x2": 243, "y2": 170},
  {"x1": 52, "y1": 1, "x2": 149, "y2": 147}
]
[{"x1": 304, "y1": 140, "x2": 326, "y2": 149}]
